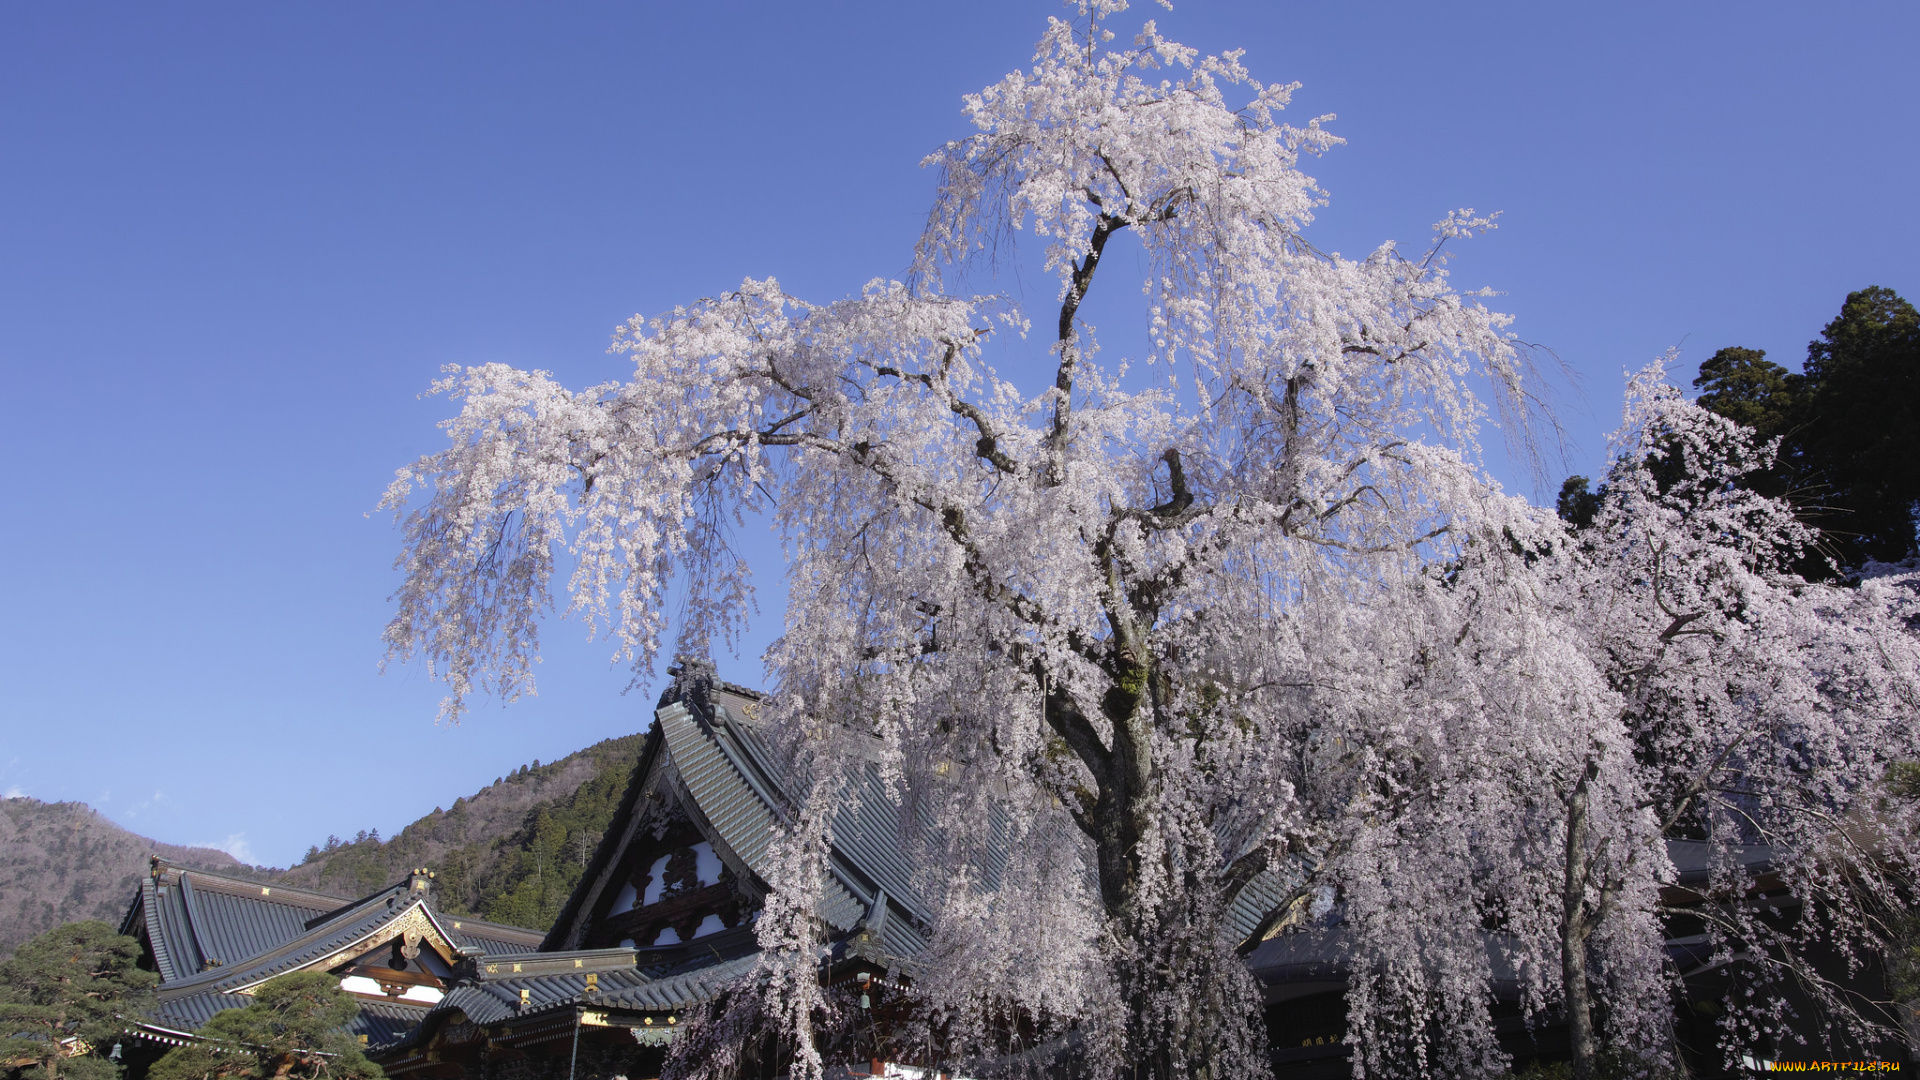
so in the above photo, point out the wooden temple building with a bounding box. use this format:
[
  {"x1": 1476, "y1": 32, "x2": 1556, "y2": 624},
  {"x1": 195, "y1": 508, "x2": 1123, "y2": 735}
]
[
  {"x1": 119, "y1": 862, "x2": 542, "y2": 1052},
  {"x1": 115, "y1": 671, "x2": 1914, "y2": 1079}
]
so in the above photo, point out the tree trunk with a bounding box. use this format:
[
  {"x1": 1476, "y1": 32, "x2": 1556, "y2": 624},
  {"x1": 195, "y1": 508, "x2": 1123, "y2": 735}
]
[
  {"x1": 1562, "y1": 765, "x2": 1600, "y2": 1080},
  {"x1": 1046, "y1": 638, "x2": 1253, "y2": 1080},
  {"x1": 46, "y1": 1006, "x2": 64, "y2": 1080}
]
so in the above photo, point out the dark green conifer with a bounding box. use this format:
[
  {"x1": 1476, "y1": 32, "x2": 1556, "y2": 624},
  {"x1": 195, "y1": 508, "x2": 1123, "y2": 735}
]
[
  {"x1": 1689, "y1": 288, "x2": 1920, "y2": 568},
  {"x1": 0, "y1": 921, "x2": 157, "y2": 1080},
  {"x1": 1800, "y1": 286, "x2": 1920, "y2": 564},
  {"x1": 146, "y1": 972, "x2": 381, "y2": 1080}
]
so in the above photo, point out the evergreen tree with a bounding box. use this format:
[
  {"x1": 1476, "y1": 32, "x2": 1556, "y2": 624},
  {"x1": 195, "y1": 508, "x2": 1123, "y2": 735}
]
[
  {"x1": 1555, "y1": 475, "x2": 1601, "y2": 530},
  {"x1": 1691, "y1": 345, "x2": 1802, "y2": 438},
  {"x1": 0, "y1": 921, "x2": 157, "y2": 1080},
  {"x1": 1800, "y1": 286, "x2": 1920, "y2": 564},
  {"x1": 1688, "y1": 288, "x2": 1920, "y2": 568},
  {"x1": 146, "y1": 972, "x2": 381, "y2": 1080}
]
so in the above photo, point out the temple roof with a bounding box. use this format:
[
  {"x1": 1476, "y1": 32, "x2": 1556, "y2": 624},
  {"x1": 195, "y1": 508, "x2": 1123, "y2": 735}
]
[
  {"x1": 375, "y1": 942, "x2": 762, "y2": 1058},
  {"x1": 111, "y1": 676, "x2": 1321, "y2": 1064},
  {"x1": 663, "y1": 684, "x2": 1302, "y2": 959},
  {"x1": 433, "y1": 951, "x2": 761, "y2": 1028},
  {"x1": 123, "y1": 861, "x2": 543, "y2": 993},
  {"x1": 120, "y1": 860, "x2": 546, "y2": 1051},
  {"x1": 122, "y1": 863, "x2": 349, "y2": 984},
  {"x1": 139, "y1": 988, "x2": 427, "y2": 1048}
]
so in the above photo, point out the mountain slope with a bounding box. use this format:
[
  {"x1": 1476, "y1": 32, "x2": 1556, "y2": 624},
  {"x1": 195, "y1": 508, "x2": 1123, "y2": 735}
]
[
  {"x1": 1, "y1": 731, "x2": 651, "y2": 952},
  {"x1": 271, "y1": 733, "x2": 647, "y2": 930},
  {"x1": 0, "y1": 798, "x2": 258, "y2": 956}
]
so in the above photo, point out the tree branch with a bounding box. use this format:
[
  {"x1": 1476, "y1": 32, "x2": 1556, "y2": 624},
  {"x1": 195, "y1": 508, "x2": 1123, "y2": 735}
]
[
  {"x1": 1039, "y1": 666, "x2": 1113, "y2": 776},
  {"x1": 1047, "y1": 213, "x2": 1125, "y2": 485},
  {"x1": 872, "y1": 335, "x2": 1022, "y2": 475},
  {"x1": 1146, "y1": 448, "x2": 1194, "y2": 517}
]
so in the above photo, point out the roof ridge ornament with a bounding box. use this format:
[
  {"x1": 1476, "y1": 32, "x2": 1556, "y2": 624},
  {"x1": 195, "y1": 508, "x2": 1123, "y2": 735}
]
[{"x1": 661, "y1": 657, "x2": 717, "y2": 715}]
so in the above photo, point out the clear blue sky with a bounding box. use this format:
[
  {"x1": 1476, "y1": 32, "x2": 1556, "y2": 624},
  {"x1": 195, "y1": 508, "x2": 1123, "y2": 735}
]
[{"x1": 2, "y1": 1, "x2": 1913, "y2": 869}]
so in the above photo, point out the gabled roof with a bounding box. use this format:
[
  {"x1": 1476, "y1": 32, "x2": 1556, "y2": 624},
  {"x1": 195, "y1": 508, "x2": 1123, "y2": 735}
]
[
  {"x1": 661, "y1": 686, "x2": 1302, "y2": 962},
  {"x1": 123, "y1": 861, "x2": 358, "y2": 984},
  {"x1": 449, "y1": 951, "x2": 761, "y2": 1023},
  {"x1": 657, "y1": 699, "x2": 871, "y2": 936},
  {"x1": 442, "y1": 916, "x2": 544, "y2": 956},
  {"x1": 121, "y1": 863, "x2": 548, "y2": 1054},
  {"x1": 124, "y1": 875, "x2": 459, "y2": 1047},
  {"x1": 124, "y1": 861, "x2": 544, "y2": 990},
  {"x1": 549, "y1": 668, "x2": 1302, "y2": 975},
  {"x1": 541, "y1": 667, "x2": 937, "y2": 961},
  {"x1": 153, "y1": 890, "x2": 446, "y2": 1000}
]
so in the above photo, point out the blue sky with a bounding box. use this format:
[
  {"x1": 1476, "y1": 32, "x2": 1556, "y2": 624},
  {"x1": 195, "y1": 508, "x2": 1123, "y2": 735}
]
[{"x1": 1, "y1": 1, "x2": 1913, "y2": 869}]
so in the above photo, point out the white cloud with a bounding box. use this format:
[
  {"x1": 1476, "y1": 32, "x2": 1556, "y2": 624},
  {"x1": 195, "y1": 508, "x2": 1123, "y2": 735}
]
[
  {"x1": 3, "y1": 786, "x2": 24, "y2": 800},
  {"x1": 216, "y1": 834, "x2": 255, "y2": 864}
]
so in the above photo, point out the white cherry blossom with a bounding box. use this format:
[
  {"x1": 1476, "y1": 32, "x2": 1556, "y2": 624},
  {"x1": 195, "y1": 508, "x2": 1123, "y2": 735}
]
[{"x1": 382, "y1": 7, "x2": 1917, "y2": 1078}]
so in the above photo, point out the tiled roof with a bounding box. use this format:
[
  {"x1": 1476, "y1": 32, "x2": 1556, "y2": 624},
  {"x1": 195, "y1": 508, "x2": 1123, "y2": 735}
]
[
  {"x1": 1241, "y1": 927, "x2": 1534, "y2": 991},
  {"x1": 183, "y1": 877, "x2": 342, "y2": 968},
  {"x1": 153, "y1": 887, "x2": 466, "y2": 1001},
  {"x1": 125, "y1": 865, "x2": 354, "y2": 985},
  {"x1": 1226, "y1": 865, "x2": 1304, "y2": 943},
  {"x1": 1239, "y1": 841, "x2": 1781, "y2": 993},
  {"x1": 825, "y1": 761, "x2": 935, "y2": 923},
  {"x1": 662, "y1": 701, "x2": 909, "y2": 941},
  {"x1": 143, "y1": 989, "x2": 240, "y2": 1034},
  {"x1": 442, "y1": 917, "x2": 544, "y2": 955},
  {"x1": 353, "y1": 1000, "x2": 434, "y2": 1045},
  {"x1": 128, "y1": 861, "x2": 544, "y2": 990},
  {"x1": 426, "y1": 951, "x2": 761, "y2": 1029},
  {"x1": 1664, "y1": 839, "x2": 1774, "y2": 886},
  {"x1": 135, "y1": 989, "x2": 428, "y2": 1047},
  {"x1": 668, "y1": 682, "x2": 1293, "y2": 964},
  {"x1": 540, "y1": 671, "x2": 969, "y2": 965},
  {"x1": 667, "y1": 691, "x2": 1333, "y2": 965},
  {"x1": 661, "y1": 703, "x2": 780, "y2": 874}
]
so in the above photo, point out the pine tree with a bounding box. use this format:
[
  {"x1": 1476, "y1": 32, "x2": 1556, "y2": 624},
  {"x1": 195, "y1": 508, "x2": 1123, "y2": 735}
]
[
  {"x1": 0, "y1": 921, "x2": 157, "y2": 1080},
  {"x1": 146, "y1": 972, "x2": 382, "y2": 1080}
]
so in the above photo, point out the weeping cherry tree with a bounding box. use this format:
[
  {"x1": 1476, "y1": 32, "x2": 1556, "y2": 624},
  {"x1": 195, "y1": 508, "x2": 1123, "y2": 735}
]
[
  {"x1": 1546, "y1": 365, "x2": 1920, "y2": 1076},
  {"x1": 382, "y1": 3, "x2": 1578, "y2": 1076}
]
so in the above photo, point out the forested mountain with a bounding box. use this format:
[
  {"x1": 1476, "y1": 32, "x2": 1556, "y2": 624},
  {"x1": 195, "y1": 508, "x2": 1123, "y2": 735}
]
[
  {"x1": 0, "y1": 798, "x2": 260, "y2": 957},
  {"x1": 274, "y1": 733, "x2": 646, "y2": 930},
  {"x1": 1, "y1": 732, "x2": 650, "y2": 954}
]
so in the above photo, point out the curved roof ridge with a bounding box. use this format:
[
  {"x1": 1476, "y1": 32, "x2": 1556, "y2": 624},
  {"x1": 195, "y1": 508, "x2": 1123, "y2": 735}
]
[
  {"x1": 155, "y1": 892, "x2": 424, "y2": 998},
  {"x1": 168, "y1": 867, "x2": 350, "y2": 910}
]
